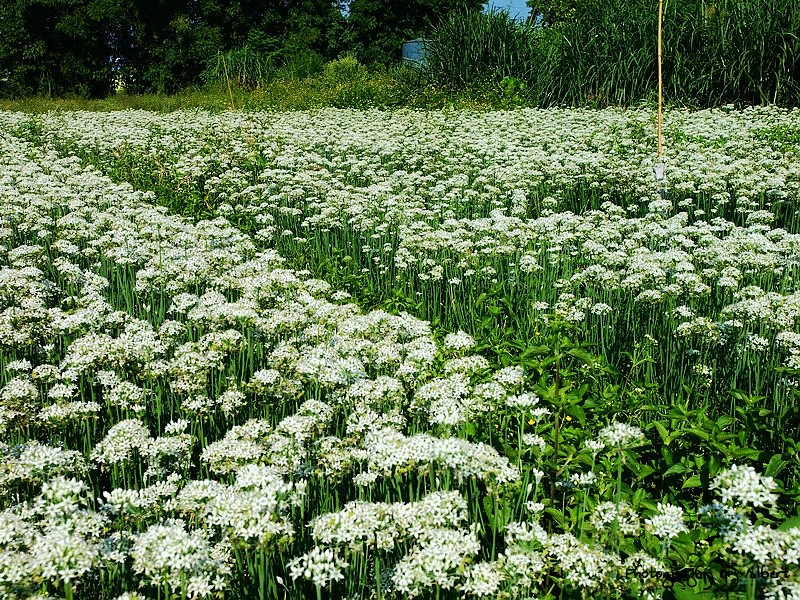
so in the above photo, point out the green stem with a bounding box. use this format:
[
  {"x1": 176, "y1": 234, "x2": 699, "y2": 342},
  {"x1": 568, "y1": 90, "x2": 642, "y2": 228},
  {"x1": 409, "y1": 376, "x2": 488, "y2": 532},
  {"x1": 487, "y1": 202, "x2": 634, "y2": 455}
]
[{"x1": 376, "y1": 552, "x2": 382, "y2": 600}]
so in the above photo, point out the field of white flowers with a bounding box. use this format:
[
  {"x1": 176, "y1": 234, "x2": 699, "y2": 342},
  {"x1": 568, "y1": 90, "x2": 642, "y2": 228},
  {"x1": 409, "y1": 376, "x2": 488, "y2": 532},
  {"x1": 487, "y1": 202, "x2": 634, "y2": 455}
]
[{"x1": 1, "y1": 107, "x2": 799, "y2": 600}]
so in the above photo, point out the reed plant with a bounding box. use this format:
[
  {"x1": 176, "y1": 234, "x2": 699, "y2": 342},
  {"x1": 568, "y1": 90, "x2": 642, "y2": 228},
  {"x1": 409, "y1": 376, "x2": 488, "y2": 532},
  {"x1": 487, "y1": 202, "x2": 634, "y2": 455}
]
[
  {"x1": 425, "y1": 9, "x2": 540, "y2": 91},
  {"x1": 203, "y1": 45, "x2": 279, "y2": 90},
  {"x1": 427, "y1": 0, "x2": 800, "y2": 108}
]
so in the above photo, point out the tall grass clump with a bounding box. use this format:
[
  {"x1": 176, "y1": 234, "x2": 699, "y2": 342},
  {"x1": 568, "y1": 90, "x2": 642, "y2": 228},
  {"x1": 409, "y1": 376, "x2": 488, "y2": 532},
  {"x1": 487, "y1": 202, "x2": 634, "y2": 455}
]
[
  {"x1": 425, "y1": 10, "x2": 550, "y2": 99},
  {"x1": 204, "y1": 45, "x2": 325, "y2": 90},
  {"x1": 662, "y1": 0, "x2": 800, "y2": 106},
  {"x1": 552, "y1": 0, "x2": 800, "y2": 107},
  {"x1": 204, "y1": 46, "x2": 278, "y2": 89},
  {"x1": 428, "y1": 0, "x2": 800, "y2": 107},
  {"x1": 554, "y1": 0, "x2": 657, "y2": 106}
]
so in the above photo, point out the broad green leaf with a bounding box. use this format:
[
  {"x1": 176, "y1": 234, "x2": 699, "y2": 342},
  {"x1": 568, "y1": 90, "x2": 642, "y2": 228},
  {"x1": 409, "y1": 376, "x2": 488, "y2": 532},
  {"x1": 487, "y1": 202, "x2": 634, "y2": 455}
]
[
  {"x1": 564, "y1": 404, "x2": 585, "y2": 425},
  {"x1": 666, "y1": 583, "x2": 716, "y2": 600},
  {"x1": 566, "y1": 347, "x2": 595, "y2": 365},
  {"x1": 654, "y1": 421, "x2": 671, "y2": 445},
  {"x1": 765, "y1": 453, "x2": 788, "y2": 478},
  {"x1": 664, "y1": 463, "x2": 687, "y2": 476},
  {"x1": 682, "y1": 474, "x2": 702, "y2": 489},
  {"x1": 687, "y1": 428, "x2": 710, "y2": 441},
  {"x1": 778, "y1": 516, "x2": 800, "y2": 531}
]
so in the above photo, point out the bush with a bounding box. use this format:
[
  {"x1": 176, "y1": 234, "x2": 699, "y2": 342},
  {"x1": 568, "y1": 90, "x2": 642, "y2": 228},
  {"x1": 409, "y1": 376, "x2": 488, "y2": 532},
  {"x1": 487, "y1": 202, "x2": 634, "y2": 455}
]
[
  {"x1": 323, "y1": 56, "x2": 369, "y2": 84},
  {"x1": 279, "y1": 49, "x2": 325, "y2": 80}
]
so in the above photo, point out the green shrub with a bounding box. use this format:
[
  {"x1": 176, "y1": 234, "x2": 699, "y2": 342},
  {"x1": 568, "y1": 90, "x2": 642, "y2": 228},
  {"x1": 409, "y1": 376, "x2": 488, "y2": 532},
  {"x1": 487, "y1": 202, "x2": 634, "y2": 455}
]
[
  {"x1": 278, "y1": 49, "x2": 325, "y2": 80},
  {"x1": 323, "y1": 56, "x2": 369, "y2": 84}
]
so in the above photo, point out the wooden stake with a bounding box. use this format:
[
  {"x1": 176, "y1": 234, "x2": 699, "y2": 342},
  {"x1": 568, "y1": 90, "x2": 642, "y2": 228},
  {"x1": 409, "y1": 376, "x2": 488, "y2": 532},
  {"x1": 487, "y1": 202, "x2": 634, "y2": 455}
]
[
  {"x1": 222, "y1": 55, "x2": 236, "y2": 111},
  {"x1": 657, "y1": 0, "x2": 664, "y2": 159}
]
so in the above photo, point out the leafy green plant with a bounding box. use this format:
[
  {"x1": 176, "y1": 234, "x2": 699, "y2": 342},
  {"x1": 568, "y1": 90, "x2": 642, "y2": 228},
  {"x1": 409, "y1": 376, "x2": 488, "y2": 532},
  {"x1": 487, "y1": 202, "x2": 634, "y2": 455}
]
[
  {"x1": 425, "y1": 9, "x2": 541, "y2": 91},
  {"x1": 203, "y1": 45, "x2": 279, "y2": 90}
]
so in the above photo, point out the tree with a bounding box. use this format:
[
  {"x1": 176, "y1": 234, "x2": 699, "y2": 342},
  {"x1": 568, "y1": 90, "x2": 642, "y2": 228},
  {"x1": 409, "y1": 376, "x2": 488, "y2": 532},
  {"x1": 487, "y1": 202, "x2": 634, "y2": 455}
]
[
  {"x1": 526, "y1": 0, "x2": 581, "y2": 24},
  {"x1": 0, "y1": 0, "x2": 126, "y2": 98},
  {"x1": 283, "y1": 0, "x2": 347, "y2": 62},
  {"x1": 346, "y1": 0, "x2": 483, "y2": 66}
]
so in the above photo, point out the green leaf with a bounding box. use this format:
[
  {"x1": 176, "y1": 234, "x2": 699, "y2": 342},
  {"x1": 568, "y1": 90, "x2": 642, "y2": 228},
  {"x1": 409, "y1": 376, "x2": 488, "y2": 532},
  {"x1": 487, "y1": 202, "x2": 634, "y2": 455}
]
[
  {"x1": 566, "y1": 347, "x2": 596, "y2": 365},
  {"x1": 715, "y1": 415, "x2": 734, "y2": 428},
  {"x1": 765, "y1": 453, "x2": 788, "y2": 478},
  {"x1": 708, "y1": 454, "x2": 721, "y2": 478},
  {"x1": 687, "y1": 428, "x2": 710, "y2": 441},
  {"x1": 778, "y1": 516, "x2": 800, "y2": 531},
  {"x1": 544, "y1": 507, "x2": 565, "y2": 527},
  {"x1": 633, "y1": 464, "x2": 656, "y2": 479},
  {"x1": 664, "y1": 463, "x2": 687, "y2": 476},
  {"x1": 631, "y1": 487, "x2": 646, "y2": 506},
  {"x1": 732, "y1": 446, "x2": 761, "y2": 461},
  {"x1": 682, "y1": 474, "x2": 702, "y2": 489},
  {"x1": 654, "y1": 421, "x2": 671, "y2": 445},
  {"x1": 564, "y1": 404, "x2": 585, "y2": 425},
  {"x1": 523, "y1": 345, "x2": 552, "y2": 357},
  {"x1": 666, "y1": 583, "x2": 716, "y2": 600}
]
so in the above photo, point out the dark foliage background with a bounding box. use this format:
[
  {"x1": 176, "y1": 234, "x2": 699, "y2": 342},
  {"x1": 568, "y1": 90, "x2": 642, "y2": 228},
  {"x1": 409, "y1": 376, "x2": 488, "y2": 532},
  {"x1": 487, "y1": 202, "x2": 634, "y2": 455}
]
[
  {"x1": 0, "y1": 0, "x2": 798, "y2": 107},
  {"x1": 0, "y1": 0, "x2": 480, "y2": 97}
]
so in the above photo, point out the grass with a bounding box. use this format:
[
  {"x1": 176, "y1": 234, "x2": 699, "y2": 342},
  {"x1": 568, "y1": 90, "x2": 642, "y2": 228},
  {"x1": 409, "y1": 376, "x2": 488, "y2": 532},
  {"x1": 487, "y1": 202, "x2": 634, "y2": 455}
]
[
  {"x1": 425, "y1": 1, "x2": 800, "y2": 109},
  {"x1": 2, "y1": 1, "x2": 799, "y2": 114},
  {"x1": 0, "y1": 68, "x2": 501, "y2": 114}
]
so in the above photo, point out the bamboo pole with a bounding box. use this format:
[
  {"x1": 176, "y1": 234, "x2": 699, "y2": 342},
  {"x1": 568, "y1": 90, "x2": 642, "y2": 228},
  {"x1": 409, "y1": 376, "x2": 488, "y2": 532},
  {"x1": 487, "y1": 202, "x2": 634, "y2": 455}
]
[
  {"x1": 222, "y1": 55, "x2": 236, "y2": 111},
  {"x1": 657, "y1": 0, "x2": 664, "y2": 159}
]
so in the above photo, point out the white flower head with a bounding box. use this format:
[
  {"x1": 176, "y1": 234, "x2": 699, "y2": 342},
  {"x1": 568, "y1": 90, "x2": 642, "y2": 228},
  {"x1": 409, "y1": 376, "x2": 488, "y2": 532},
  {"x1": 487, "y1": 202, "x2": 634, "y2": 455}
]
[
  {"x1": 645, "y1": 503, "x2": 688, "y2": 539},
  {"x1": 288, "y1": 547, "x2": 349, "y2": 588},
  {"x1": 443, "y1": 330, "x2": 476, "y2": 353},
  {"x1": 597, "y1": 422, "x2": 646, "y2": 449},
  {"x1": 709, "y1": 464, "x2": 778, "y2": 509}
]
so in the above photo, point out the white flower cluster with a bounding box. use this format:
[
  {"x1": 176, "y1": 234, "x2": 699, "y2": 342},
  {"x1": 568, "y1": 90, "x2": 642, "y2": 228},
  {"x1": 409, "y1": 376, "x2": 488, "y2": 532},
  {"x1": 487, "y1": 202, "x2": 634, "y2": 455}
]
[
  {"x1": 130, "y1": 519, "x2": 230, "y2": 597},
  {"x1": 100, "y1": 474, "x2": 182, "y2": 517},
  {"x1": 16, "y1": 106, "x2": 800, "y2": 390},
  {"x1": 200, "y1": 419, "x2": 271, "y2": 474},
  {"x1": 727, "y1": 524, "x2": 800, "y2": 565},
  {"x1": 2, "y1": 105, "x2": 800, "y2": 600},
  {"x1": 1, "y1": 441, "x2": 86, "y2": 489},
  {"x1": 311, "y1": 491, "x2": 468, "y2": 550},
  {"x1": 287, "y1": 546, "x2": 349, "y2": 588},
  {"x1": 0, "y1": 476, "x2": 107, "y2": 595},
  {"x1": 590, "y1": 501, "x2": 641, "y2": 536},
  {"x1": 392, "y1": 526, "x2": 482, "y2": 597},
  {"x1": 92, "y1": 419, "x2": 193, "y2": 479},
  {"x1": 357, "y1": 428, "x2": 519, "y2": 486},
  {"x1": 645, "y1": 502, "x2": 688, "y2": 539},
  {"x1": 710, "y1": 464, "x2": 779, "y2": 509},
  {"x1": 596, "y1": 422, "x2": 647, "y2": 449},
  {"x1": 442, "y1": 330, "x2": 476, "y2": 353}
]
